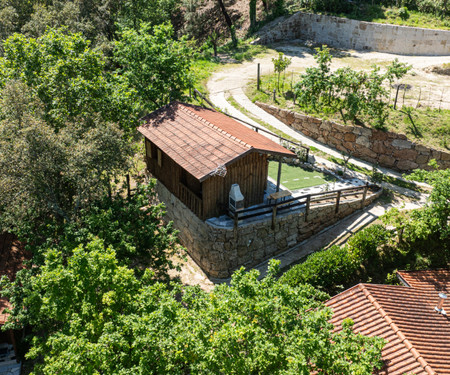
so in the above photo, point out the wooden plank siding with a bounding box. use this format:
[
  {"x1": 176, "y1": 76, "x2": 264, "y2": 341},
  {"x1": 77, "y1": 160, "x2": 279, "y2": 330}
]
[
  {"x1": 145, "y1": 138, "x2": 269, "y2": 220},
  {"x1": 202, "y1": 153, "x2": 268, "y2": 219}
]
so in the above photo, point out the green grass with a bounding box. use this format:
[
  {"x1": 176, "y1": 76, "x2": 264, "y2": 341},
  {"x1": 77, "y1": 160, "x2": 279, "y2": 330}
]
[{"x1": 268, "y1": 161, "x2": 335, "y2": 190}]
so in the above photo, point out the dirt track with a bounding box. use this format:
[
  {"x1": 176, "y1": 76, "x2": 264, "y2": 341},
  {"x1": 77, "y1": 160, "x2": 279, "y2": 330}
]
[{"x1": 208, "y1": 43, "x2": 450, "y2": 110}]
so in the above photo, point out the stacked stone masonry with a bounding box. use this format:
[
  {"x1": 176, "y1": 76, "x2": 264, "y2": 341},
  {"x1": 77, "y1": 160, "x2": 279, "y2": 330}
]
[
  {"x1": 156, "y1": 181, "x2": 381, "y2": 279},
  {"x1": 255, "y1": 12, "x2": 450, "y2": 56},
  {"x1": 255, "y1": 102, "x2": 450, "y2": 171}
]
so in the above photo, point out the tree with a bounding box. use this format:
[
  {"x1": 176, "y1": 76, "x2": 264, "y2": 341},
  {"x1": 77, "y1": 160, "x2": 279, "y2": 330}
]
[
  {"x1": 1, "y1": 251, "x2": 385, "y2": 374},
  {"x1": 114, "y1": 23, "x2": 194, "y2": 115},
  {"x1": 0, "y1": 81, "x2": 132, "y2": 231},
  {"x1": 272, "y1": 52, "x2": 292, "y2": 92},
  {"x1": 250, "y1": 0, "x2": 257, "y2": 30},
  {"x1": 216, "y1": 0, "x2": 238, "y2": 47}
]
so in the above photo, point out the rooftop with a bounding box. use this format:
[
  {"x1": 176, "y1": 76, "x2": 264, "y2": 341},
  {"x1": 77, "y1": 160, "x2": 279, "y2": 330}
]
[
  {"x1": 326, "y1": 272, "x2": 450, "y2": 375},
  {"x1": 138, "y1": 102, "x2": 295, "y2": 182}
]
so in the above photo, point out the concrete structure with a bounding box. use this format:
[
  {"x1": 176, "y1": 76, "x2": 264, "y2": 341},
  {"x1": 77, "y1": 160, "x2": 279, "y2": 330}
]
[
  {"x1": 256, "y1": 102, "x2": 450, "y2": 171},
  {"x1": 255, "y1": 12, "x2": 450, "y2": 56}
]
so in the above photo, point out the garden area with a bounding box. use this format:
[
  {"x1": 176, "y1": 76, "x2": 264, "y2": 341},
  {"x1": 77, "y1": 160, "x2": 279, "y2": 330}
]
[{"x1": 247, "y1": 46, "x2": 450, "y2": 151}]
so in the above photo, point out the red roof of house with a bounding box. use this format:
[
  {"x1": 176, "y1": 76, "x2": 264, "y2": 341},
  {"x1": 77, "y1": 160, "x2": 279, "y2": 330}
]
[
  {"x1": 326, "y1": 279, "x2": 450, "y2": 375},
  {"x1": 138, "y1": 102, "x2": 295, "y2": 182},
  {"x1": 397, "y1": 269, "x2": 450, "y2": 293},
  {"x1": 0, "y1": 233, "x2": 29, "y2": 326}
]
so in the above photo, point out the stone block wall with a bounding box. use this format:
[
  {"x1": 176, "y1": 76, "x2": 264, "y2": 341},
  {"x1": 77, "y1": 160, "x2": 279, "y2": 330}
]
[
  {"x1": 255, "y1": 102, "x2": 450, "y2": 171},
  {"x1": 255, "y1": 12, "x2": 450, "y2": 56},
  {"x1": 156, "y1": 180, "x2": 381, "y2": 279}
]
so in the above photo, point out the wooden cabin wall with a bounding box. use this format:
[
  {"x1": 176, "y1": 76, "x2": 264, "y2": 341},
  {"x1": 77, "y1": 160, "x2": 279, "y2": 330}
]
[
  {"x1": 202, "y1": 153, "x2": 268, "y2": 218},
  {"x1": 145, "y1": 139, "x2": 181, "y2": 194}
]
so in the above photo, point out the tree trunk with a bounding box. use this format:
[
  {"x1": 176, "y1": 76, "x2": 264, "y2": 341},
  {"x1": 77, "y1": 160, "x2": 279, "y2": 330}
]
[
  {"x1": 261, "y1": 0, "x2": 268, "y2": 12},
  {"x1": 217, "y1": 0, "x2": 237, "y2": 47},
  {"x1": 250, "y1": 0, "x2": 257, "y2": 30}
]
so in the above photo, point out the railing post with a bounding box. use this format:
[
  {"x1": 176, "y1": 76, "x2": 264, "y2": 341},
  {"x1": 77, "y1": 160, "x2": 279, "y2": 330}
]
[
  {"x1": 361, "y1": 183, "x2": 368, "y2": 209},
  {"x1": 257, "y1": 63, "x2": 261, "y2": 91},
  {"x1": 234, "y1": 210, "x2": 238, "y2": 229},
  {"x1": 335, "y1": 190, "x2": 341, "y2": 214},
  {"x1": 271, "y1": 205, "x2": 277, "y2": 230},
  {"x1": 305, "y1": 195, "x2": 311, "y2": 222}
]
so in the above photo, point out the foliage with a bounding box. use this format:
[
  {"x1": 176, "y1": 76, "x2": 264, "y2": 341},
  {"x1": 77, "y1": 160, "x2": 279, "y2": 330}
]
[
  {"x1": 0, "y1": 81, "x2": 132, "y2": 230},
  {"x1": 293, "y1": 46, "x2": 410, "y2": 128},
  {"x1": 114, "y1": 23, "x2": 194, "y2": 116},
  {"x1": 1, "y1": 252, "x2": 385, "y2": 374},
  {"x1": 272, "y1": 52, "x2": 292, "y2": 92},
  {"x1": 20, "y1": 181, "x2": 180, "y2": 278},
  {"x1": 0, "y1": 28, "x2": 126, "y2": 130},
  {"x1": 282, "y1": 162, "x2": 450, "y2": 292}
]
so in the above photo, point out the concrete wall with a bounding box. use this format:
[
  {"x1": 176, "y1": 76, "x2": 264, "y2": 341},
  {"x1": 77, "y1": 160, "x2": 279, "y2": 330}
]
[
  {"x1": 255, "y1": 12, "x2": 450, "y2": 56},
  {"x1": 156, "y1": 180, "x2": 381, "y2": 279},
  {"x1": 256, "y1": 102, "x2": 450, "y2": 171}
]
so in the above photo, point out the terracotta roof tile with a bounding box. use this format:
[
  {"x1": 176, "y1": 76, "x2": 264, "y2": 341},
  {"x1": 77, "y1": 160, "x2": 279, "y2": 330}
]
[
  {"x1": 397, "y1": 269, "x2": 450, "y2": 293},
  {"x1": 138, "y1": 102, "x2": 294, "y2": 182},
  {"x1": 326, "y1": 281, "x2": 450, "y2": 374}
]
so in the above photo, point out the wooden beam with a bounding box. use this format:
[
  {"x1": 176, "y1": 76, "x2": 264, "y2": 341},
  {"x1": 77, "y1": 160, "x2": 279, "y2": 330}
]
[{"x1": 276, "y1": 157, "x2": 282, "y2": 192}]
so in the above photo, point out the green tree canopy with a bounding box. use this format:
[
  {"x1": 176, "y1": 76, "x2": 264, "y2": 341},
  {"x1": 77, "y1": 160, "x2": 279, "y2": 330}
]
[
  {"x1": 1, "y1": 247, "x2": 385, "y2": 374},
  {"x1": 114, "y1": 23, "x2": 194, "y2": 115},
  {"x1": 0, "y1": 81, "x2": 132, "y2": 230}
]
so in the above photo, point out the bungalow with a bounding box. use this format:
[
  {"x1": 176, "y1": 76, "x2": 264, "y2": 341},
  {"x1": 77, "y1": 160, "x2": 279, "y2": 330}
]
[{"x1": 138, "y1": 101, "x2": 295, "y2": 220}]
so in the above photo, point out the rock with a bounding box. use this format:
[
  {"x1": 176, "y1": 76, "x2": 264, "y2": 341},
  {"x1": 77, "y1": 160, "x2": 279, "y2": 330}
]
[
  {"x1": 379, "y1": 154, "x2": 396, "y2": 167},
  {"x1": 393, "y1": 149, "x2": 418, "y2": 160},
  {"x1": 396, "y1": 160, "x2": 419, "y2": 170},
  {"x1": 415, "y1": 154, "x2": 430, "y2": 165},
  {"x1": 344, "y1": 133, "x2": 356, "y2": 142},
  {"x1": 392, "y1": 139, "x2": 413, "y2": 149},
  {"x1": 356, "y1": 135, "x2": 371, "y2": 148}
]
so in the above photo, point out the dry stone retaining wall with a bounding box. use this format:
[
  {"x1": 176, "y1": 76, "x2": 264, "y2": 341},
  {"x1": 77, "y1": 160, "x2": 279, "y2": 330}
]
[
  {"x1": 256, "y1": 102, "x2": 450, "y2": 171},
  {"x1": 156, "y1": 180, "x2": 381, "y2": 279},
  {"x1": 255, "y1": 12, "x2": 450, "y2": 56}
]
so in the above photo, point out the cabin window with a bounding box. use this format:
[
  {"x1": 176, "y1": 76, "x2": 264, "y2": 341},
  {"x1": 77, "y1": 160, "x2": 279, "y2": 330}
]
[
  {"x1": 157, "y1": 149, "x2": 162, "y2": 167},
  {"x1": 145, "y1": 139, "x2": 152, "y2": 158}
]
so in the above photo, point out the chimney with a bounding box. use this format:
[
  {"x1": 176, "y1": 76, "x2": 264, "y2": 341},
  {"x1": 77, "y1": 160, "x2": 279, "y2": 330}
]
[{"x1": 435, "y1": 292, "x2": 447, "y2": 315}]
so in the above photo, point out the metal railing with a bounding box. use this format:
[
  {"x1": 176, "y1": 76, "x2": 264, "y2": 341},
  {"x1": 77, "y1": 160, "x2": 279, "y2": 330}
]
[{"x1": 229, "y1": 183, "x2": 372, "y2": 229}]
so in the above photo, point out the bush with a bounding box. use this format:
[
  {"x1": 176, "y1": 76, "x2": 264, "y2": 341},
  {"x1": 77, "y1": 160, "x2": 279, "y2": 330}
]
[
  {"x1": 280, "y1": 245, "x2": 360, "y2": 295},
  {"x1": 281, "y1": 225, "x2": 392, "y2": 294},
  {"x1": 398, "y1": 6, "x2": 410, "y2": 20}
]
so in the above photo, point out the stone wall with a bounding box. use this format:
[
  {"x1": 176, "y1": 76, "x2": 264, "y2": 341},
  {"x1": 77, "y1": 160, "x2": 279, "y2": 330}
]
[
  {"x1": 255, "y1": 12, "x2": 450, "y2": 56},
  {"x1": 156, "y1": 180, "x2": 381, "y2": 279},
  {"x1": 255, "y1": 102, "x2": 450, "y2": 171}
]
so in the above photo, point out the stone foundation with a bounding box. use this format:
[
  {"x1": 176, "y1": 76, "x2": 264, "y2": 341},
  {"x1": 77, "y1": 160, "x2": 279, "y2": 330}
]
[
  {"x1": 255, "y1": 12, "x2": 450, "y2": 56},
  {"x1": 255, "y1": 102, "x2": 450, "y2": 172},
  {"x1": 156, "y1": 181, "x2": 381, "y2": 279}
]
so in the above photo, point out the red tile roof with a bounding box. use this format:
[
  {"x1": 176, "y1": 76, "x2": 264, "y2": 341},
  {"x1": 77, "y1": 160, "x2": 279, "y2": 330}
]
[
  {"x1": 326, "y1": 282, "x2": 450, "y2": 375},
  {"x1": 397, "y1": 270, "x2": 450, "y2": 293},
  {"x1": 0, "y1": 233, "x2": 29, "y2": 326},
  {"x1": 138, "y1": 102, "x2": 295, "y2": 182}
]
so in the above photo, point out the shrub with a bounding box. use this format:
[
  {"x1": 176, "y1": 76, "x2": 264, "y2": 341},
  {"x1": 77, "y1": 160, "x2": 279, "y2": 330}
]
[{"x1": 398, "y1": 6, "x2": 410, "y2": 20}]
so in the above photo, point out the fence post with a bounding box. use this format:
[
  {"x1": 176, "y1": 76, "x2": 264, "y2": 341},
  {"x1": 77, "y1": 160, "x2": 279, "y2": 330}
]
[
  {"x1": 361, "y1": 183, "x2": 368, "y2": 209},
  {"x1": 234, "y1": 210, "x2": 238, "y2": 228},
  {"x1": 272, "y1": 205, "x2": 277, "y2": 230},
  {"x1": 305, "y1": 195, "x2": 311, "y2": 222},
  {"x1": 273, "y1": 88, "x2": 276, "y2": 101},
  {"x1": 335, "y1": 190, "x2": 341, "y2": 214},
  {"x1": 394, "y1": 85, "x2": 400, "y2": 109},
  {"x1": 257, "y1": 63, "x2": 260, "y2": 91}
]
